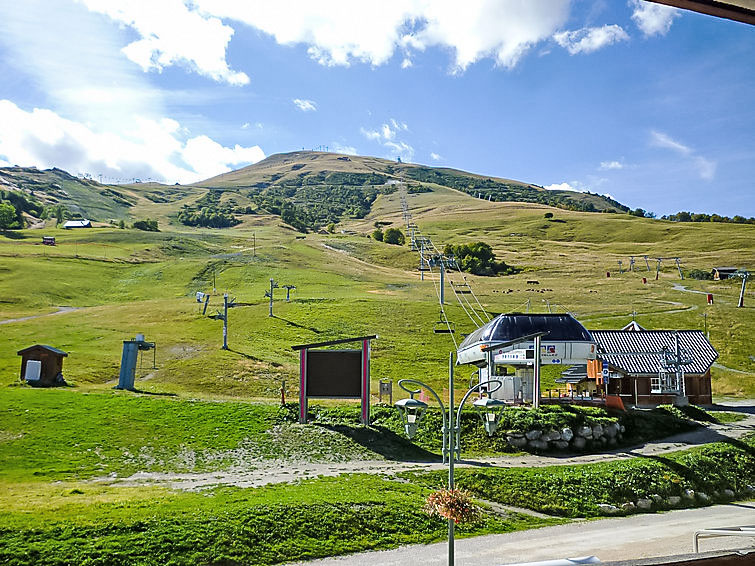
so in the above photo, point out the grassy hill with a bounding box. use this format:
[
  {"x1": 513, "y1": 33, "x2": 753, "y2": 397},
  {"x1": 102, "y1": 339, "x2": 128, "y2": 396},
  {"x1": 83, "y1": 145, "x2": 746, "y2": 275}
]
[{"x1": 197, "y1": 151, "x2": 628, "y2": 226}]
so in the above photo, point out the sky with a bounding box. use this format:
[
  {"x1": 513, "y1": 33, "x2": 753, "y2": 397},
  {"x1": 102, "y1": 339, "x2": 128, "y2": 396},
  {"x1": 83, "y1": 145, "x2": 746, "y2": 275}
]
[{"x1": 0, "y1": 0, "x2": 753, "y2": 217}]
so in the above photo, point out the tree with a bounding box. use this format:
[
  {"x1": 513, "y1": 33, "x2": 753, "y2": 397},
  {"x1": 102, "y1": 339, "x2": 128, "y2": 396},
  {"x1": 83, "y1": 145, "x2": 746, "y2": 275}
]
[
  {"x1": 383, "y1": 228, "x2": 404, "y2": 245},
  {"x1": 0, "y1": 202, "x2": 16, "y2": 229},
  {"x1": 132, "y1": 219, "x2": 159, "y2": 231},
  {"x1": 55, "y1": 206, "x2": 64, "y2": 226},
  {"x1": 371, "y1": 228, "x2": 384, "y2": 241}
]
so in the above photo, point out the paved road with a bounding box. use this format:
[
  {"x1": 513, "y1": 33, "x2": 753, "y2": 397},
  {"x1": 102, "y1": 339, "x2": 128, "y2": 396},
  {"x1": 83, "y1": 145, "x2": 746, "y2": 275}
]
[{"x1": 284, "y1": 502, "x2": 755, "y2": 565}]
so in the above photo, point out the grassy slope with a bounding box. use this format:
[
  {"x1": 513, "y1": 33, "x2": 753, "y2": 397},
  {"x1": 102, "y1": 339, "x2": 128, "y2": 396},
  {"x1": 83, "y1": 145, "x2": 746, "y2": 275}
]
[{"x1": 1, "y1": 184, "x2": 753, "y2": 398}]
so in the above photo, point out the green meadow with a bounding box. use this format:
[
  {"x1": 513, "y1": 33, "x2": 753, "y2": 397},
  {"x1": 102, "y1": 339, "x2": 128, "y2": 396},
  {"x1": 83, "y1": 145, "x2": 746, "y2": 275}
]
[{"x1": 1, "y1": 182, "x2": 754, "y2": 564}]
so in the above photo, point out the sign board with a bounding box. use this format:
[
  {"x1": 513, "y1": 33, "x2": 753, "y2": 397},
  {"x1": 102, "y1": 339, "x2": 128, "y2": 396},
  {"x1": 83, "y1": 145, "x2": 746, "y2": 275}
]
[
  {"x1": 293, "y1": 335, "x2": 376, "y2": 425},
  {"x1": 493, "y1": 342, "x2": 595, "y2": 366},
  {"x1": 305, "y1": 350, "x2": 362, "y2": 398}
]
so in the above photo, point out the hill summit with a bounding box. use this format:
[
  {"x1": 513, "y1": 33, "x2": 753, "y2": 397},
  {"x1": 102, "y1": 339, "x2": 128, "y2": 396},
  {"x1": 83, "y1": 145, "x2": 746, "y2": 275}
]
[{"x1": 197, "y1": 151, "x2": 629, "y2": 216}]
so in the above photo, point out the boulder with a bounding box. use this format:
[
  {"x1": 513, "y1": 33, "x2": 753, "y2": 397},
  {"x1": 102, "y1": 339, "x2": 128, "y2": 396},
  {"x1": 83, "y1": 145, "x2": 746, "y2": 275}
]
[
  {"x1": 525, "y1": 429, "x2": 542, "y2": 441},
  {"x1": 620, "y1": 424, "x2": 626, "y2": 433},
  {"x1": 607, "y1": 437, "x2": 617, "y2": 447},
  {"x1": 597, "y1": 503, "x2": 620, "y2": 515},
  {"x1": 637, "y1": 498, "x2": 653, "y2": 510},
  {"x1": 621, "y1": 501, "x2": 636, "y2": 512},
  {"x1": 552, "y1": 440, "x2": 569, "y2": 450},
  {"x1": 544, "y1": 430, "x2": 561, "y2": 442},
  {"x1": 577, "y1": 426, "x2": 593, "y2": 438},
  {"x1": 697, "y1": 492, "x2": 710, "y2": 503},
  {"x1": 528, "y1": 439, "x2": 549, "y2": 451},
  {"x1": 668, "y1": 496, "x2": 682, "y2": 507},
  {"x1": 604, "y1": 422, "x2": 619, "y2": 438},
  {"x1": 722, "y1": 489, "x2": 736, "y2": 500},
  {"x1": 507, "y1": 435, "x2": 528, "y2": 448},
  {"x1": 650, "y1": 494, "x2": 664, "y2": 505},
  {"x1": 592, "y1": 424, "x2": 604, "y2": 438},
  {"x1": 683, "y1": 489, "x2": 695, "y2": 500},
  {"x1": 560, "y1": 428, "x2": 574, "y2": 442},
  {"x1": 572, "y1": 436, "x2": 587, "y2": 450}
]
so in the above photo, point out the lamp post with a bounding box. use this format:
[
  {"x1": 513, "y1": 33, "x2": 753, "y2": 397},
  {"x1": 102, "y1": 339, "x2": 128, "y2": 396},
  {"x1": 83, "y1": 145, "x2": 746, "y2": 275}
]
[{"x1": 395, "y1": 352, "x2": 504, "y2": 566}]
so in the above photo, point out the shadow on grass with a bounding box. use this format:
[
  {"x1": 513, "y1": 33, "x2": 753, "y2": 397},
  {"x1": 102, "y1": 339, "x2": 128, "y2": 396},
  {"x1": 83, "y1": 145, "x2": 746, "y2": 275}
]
[
  {"x1": 227, "y1": 348, "x2": 263, "y2": 362},
  {"x1": 0, "y1": 230, "x2": 26, "y2": 240},
  {"x1": 314, "y1": 423, "x2": 441, "y2": 463},
  {"x1": 272, "y1": 315, "x2": 322, "y2": 334},
  {"x1": 115, "y1": 388, "x2": 178, "y2": 397}
]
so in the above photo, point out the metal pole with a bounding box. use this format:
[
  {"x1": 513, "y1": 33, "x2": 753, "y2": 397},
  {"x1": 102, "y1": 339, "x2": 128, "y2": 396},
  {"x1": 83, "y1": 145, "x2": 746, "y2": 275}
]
[
  {"x1": 440, "y1": 260, "x2": 445, "y2": 305},
  {"x1": 676, "y1": 258, "x2": 684, "y2": 280},
  {"x1": 269, "y1": 279, "x2": 274, "y2": 317},
  {"x1": 447, "y1": 351, "x2": 455, "y2": 566},
  {"x1": 533, "y1": 335, "x2": 541, "y2": 408},
  {"x1": 738, "y1": 275, "x2": 747, "y2": 308},
  {"x1": 420, "y1": 243, "x2": 424, "y2": 281},
  {"x1": 222, "y1": 293, "x2": 228, "y2": 350}
]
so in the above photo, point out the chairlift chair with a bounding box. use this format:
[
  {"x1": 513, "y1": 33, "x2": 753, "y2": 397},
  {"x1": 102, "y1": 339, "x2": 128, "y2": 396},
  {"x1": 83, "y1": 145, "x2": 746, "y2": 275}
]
[{"x1": 433, "y1": 312, "x2": 455, "y2": 334}]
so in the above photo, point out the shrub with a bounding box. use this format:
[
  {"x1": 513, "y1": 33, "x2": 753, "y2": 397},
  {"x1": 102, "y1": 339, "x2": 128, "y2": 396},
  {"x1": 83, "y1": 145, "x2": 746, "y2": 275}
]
[
  {"x1": 383, "y1": 228, "x2": 405, "y2": 245},
  {"x1": 372, "y1": 229, "x2": 384, "y2": 241},
  {"x1": 687, "y1": 269, "x2": 713, "y2": 280},
  {"x1": 443, "y1": 241, "x2": 521, "y2": 276},
  {"x1": 132, "y1": 219, "x2": 159, "y2": 231},
  {"x1": 544, "y1": 212, "x2": 553, "y2": 219}
]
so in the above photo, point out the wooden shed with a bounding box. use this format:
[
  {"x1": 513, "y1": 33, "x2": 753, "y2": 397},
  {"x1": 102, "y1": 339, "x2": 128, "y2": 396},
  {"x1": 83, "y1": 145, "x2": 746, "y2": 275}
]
[{"x1": 17, "y1": 345, "x2": 68, "y2": 386}]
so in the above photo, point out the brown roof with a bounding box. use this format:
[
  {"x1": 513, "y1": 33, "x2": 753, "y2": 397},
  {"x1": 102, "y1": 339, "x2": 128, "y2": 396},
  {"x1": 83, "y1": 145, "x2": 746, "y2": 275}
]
[{"x1": 17, "y1": 344, "x2": 68, "y2": 357}]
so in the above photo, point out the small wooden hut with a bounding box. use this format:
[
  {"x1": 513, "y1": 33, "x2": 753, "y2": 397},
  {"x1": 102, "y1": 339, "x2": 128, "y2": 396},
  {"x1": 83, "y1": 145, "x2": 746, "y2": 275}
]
[{"x1": 17, "y1": 345, "x2": 68, "y2": 386}]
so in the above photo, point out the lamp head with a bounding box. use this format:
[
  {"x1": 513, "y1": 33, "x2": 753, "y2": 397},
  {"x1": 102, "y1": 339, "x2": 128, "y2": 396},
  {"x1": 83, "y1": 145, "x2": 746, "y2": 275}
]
[
  {"x1": 473, "y1": 396, "x2": 506, "y2": 436},
  {"x1": 394, "y1": 397, "x2": 429, "y2": 439}
]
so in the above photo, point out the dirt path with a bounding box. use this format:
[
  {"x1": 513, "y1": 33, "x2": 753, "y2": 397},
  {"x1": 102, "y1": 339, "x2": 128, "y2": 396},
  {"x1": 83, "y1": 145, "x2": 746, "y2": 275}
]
[
  {"x1": 0, "y1": 306, "x2": 80, "y2": 325},
  {"x1": 98, "y1": 402, "x2": 755, "y2": 492}
]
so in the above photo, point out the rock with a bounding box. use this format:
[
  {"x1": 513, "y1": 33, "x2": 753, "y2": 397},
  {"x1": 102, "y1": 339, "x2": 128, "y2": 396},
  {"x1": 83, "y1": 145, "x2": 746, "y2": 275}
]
[
  {"x1": 650, "y1": 494, "x2": 664, "y2": 505},
  {"x1": 572, "y1": 436, "x2": 587, "y2": 450},
  {"x1": 544, "y1": 430, "x2": 561, "y2": 442},
  {"x1": 683, "y1": 489, "x2": 695, "y2": 500},
  {"x1": 507, "y1": 435, "x2": 528, "y2": 448},
  {"x1": 697, "y1": 492, "x2": 710, "y2": 503},
  {"x1": 525, "y1": 429, "x2": 542, "y2": 441},
  {"x1": 621, "y1": 502, "x2": 636, "y2": 512},
  {"x1": 604, "y1": 422, "x2": 619, "y2": 438},
  {"x1": 560, "y1": 428, "x2": 574, "y2": 442},
  {"x1": 637, "y1": 498, "x2": 653, "y2": 510},
  {"x1": 577, "y1": 426, "x2": 592, "y2": 438},
  {"x1": 722, "y1": 489, "x2": 735, "y2": 499},
  {"x1": 620, "y1": 424, "x2": 626, "y2": 433},
  {"x1": 607, "y1": 437, "x2": 617, "y2": 446},
  {"x1": 552, "y1": 440, "x2": 569, "y2": 450},
  {"x1": 528, "y1": 439, "x2": 549, "y2": 451},
  {"x1": 668, "y1": 496, "x2": 682, "y2": 507},
  {"x1": 597, "y1": 503, "x2": 620, "y2": 515},
  {"x1": 592, "y1": 424, "x2": 604, "y2": 438}
]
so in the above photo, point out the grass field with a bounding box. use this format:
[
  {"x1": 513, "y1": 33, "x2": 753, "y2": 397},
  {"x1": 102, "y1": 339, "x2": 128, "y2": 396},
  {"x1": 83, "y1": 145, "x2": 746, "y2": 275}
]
[{"x1": 1, "y1": 180, "x2": 754, "y2": 564}]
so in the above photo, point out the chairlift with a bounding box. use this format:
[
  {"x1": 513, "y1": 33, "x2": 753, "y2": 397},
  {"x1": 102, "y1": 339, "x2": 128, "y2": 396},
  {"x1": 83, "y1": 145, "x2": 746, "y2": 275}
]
[{"x1": 433, "y1": 312, "x2": 455, "y2": 334}]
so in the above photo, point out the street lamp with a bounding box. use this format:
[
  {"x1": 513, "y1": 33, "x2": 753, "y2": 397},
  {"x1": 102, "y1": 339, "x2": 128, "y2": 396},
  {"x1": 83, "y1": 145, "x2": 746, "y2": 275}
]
[{"x1": 395, "y1": 352, "x2": 503, "y2": 566}]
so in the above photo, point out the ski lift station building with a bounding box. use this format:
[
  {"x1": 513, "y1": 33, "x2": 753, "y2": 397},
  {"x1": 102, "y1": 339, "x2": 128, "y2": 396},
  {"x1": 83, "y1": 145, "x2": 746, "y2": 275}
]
[
  {"x1": 17, "y1": 344, "x2": 68, "y2": 386},
  {"x1": 457, "y1": 314, "x2": 718, "y2": 407}
]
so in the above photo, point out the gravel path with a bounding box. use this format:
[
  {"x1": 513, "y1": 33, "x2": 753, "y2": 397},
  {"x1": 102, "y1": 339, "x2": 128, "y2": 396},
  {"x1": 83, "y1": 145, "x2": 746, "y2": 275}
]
[
  {"x1": 101, "y1": 402, "x2": 755, "y2": 491},
  {"x1": 0, "y1": 306, "x2": 79, "y2": 325}
]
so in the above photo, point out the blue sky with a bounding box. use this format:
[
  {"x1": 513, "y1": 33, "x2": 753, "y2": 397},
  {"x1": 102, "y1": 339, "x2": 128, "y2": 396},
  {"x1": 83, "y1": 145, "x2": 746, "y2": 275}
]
[{"x1": 0, "y1": 0, "x2": 752, "y2": 216}]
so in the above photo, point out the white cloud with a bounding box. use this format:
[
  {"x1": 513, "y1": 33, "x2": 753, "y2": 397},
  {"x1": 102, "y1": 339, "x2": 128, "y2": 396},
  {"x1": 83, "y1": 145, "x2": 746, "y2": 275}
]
[
  {"x1": 77, "y1": 0, "x2": 249, "y2": 85},
  {"x1": 241, "y1": 122, "x2": 250, "y2": 129},
  {"x1": 650, "y1": 130, "x2": 691, "y2": 154},
  {"x1": 599, "y1": 160, "x2": 624, "y2": 170},
  {"x1": 293, "y1": 98, "x2": 317, "y2": 112},
  {"x1": 544, "y1": 182, "x2": 579, "y2": 192},
  {"x1": 0, "y1": 100, "x2": 264, "y2": 184},
  {"x1": 430, "y1": 152, "x2": 442, "y2": 161},
  {"x1": 694, "y1": 156, "x2": 716, "y2": 180},
  {"x1": 361, "y1": 118, "x2": 413, "y2": 161},
  {"x1": 649, "y1": 130, "x2": 716, "y2": 181},
  {"x1": 195, "y1": 0, "x2": 570, "y2": 71},
  {"x1": 553, "y1": 24, "x2": 629, "y2": 55},
  {"x1": 629, "y1": 0, "x2": 680, "y2": 37},
  {"x1": 401, "y1": 58, "x2": 413, "y2": 69},
  {"x1": 332, "y1": 143, "x2": 358, "y2": 155}
]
